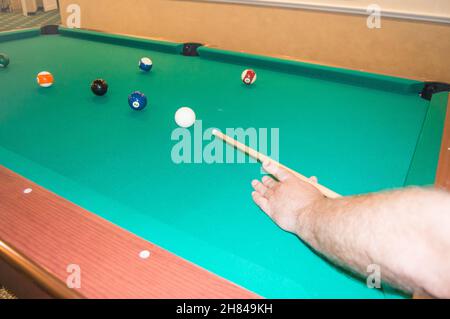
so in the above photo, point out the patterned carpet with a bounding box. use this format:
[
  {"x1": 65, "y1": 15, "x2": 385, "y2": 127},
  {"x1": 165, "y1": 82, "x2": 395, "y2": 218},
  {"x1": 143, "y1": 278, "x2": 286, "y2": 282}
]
[
  {"x1": 0, "y1": 9, "x2": 60, "y2": 32},
  {"x1": 0, "y1": 287, "x2": 17, "y2": 299}
]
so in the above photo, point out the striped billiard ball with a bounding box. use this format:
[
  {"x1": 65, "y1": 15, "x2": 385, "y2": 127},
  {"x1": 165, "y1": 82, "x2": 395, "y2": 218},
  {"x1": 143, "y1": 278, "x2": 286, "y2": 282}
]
[
  {"x1": 241, "y1": 69, "x2": 257, "y2": 85},
  {"x1": 37, "y1": 71, "x2": 54, "y2": 88},
  {"x1": 139, "y1": 57, "x2": 153, "y2": 72}
]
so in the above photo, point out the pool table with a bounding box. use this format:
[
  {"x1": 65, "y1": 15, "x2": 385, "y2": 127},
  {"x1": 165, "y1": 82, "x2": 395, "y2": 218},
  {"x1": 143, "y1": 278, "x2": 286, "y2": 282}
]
[{"x1": 0, "y1": 26, "x2": 449, "y2": 299}]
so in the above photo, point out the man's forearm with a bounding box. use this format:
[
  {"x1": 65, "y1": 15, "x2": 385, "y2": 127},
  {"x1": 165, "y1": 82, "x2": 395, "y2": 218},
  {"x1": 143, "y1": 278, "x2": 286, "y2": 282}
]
[{"x1": 296, "y1": 187, "x2": 450, "y2": 298}]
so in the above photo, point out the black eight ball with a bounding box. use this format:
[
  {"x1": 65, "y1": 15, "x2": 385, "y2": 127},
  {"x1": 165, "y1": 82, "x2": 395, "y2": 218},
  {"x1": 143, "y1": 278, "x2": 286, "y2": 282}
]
[{"x1": 91, "y1": 79, "x2": 108, "y2": 96}]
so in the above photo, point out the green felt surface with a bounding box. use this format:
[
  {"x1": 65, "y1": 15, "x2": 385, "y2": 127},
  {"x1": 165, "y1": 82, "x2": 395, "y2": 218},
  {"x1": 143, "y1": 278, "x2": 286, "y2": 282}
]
[{"x1": 0, "y1": 28, "x2": 446, "y2": 298}]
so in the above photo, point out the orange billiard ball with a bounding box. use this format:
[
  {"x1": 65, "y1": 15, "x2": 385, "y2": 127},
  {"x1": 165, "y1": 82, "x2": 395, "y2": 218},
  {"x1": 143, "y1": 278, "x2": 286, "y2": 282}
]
[{"x1": 37, "y1": 71, "x2": 54, "y2": 87}]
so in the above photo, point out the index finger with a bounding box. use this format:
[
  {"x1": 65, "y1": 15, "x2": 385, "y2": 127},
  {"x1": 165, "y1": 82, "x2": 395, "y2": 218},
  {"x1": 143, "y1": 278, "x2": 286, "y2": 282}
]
[{"x1": 262, "y1": 160, "x2": 293, "y2": 182}]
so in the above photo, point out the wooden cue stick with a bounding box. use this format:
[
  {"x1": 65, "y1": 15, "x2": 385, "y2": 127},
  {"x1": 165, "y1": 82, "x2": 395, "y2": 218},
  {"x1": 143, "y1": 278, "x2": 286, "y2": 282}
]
[{"x1": 212, "y1": 129, "x2": 342, "y2": 199}]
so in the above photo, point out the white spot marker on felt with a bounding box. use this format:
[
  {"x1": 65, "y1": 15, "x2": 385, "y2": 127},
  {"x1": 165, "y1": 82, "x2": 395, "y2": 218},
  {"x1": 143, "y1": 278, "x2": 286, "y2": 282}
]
[
  {"x1": 139, "y1": 250, "x2": 151, "y2": 259},
  {"x1": 23, "y1": 188, "x2": 32, "y2": 194}
]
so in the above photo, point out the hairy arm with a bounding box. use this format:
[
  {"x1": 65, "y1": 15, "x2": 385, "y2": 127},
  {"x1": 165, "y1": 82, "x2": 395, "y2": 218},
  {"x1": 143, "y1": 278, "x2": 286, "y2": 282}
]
[{"x1": 251, "y1": 161, "x2": 450, "y2": 298}]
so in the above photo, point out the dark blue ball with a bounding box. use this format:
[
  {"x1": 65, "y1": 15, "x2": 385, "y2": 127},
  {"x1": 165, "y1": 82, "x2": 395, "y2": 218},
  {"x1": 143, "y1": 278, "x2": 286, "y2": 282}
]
[{"x1": 128, "y1": 91, "x2": 147, "y2": 111}]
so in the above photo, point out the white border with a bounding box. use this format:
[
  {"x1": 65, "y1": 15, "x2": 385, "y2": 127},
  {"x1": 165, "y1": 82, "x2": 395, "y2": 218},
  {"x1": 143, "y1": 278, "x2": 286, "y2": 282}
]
[{"x1": 191, "y1": 0, "x2": 450, "y2": 24}]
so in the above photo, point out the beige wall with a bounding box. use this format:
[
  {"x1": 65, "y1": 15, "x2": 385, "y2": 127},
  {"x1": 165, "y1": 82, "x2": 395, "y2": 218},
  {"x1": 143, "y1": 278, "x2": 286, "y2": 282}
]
[{"x1": 59, "y1": 0, "x2": 450, "y2": 83}]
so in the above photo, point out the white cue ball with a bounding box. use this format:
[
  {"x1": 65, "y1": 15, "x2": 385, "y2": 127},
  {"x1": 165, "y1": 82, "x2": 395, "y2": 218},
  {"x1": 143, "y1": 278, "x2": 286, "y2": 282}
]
[{"x1": 175, "y1": 107, "x2": 196, "y2": 128}]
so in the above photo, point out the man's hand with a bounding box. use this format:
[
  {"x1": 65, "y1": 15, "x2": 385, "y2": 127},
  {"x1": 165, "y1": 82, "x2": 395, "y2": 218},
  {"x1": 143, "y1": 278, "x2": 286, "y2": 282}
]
[
  {"x1": 251, "y1": 161, "x2": 450, "y2": 298},
  {"x1": 251, "y1": 160, "x2": 324, "y2": 233}
]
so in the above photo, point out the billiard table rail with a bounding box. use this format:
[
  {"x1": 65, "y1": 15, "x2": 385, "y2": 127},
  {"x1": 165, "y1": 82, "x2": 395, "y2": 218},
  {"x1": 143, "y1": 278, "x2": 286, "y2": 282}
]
[
  {"x1": 0, "y1": 238, "x2": 83, "y2": 299},
  {"x1": 0, "y1": 166, "x2": 260, "y2": 299},
  {"x1": 3, "y1": 25, "x2": 449, "y2": 101}
]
